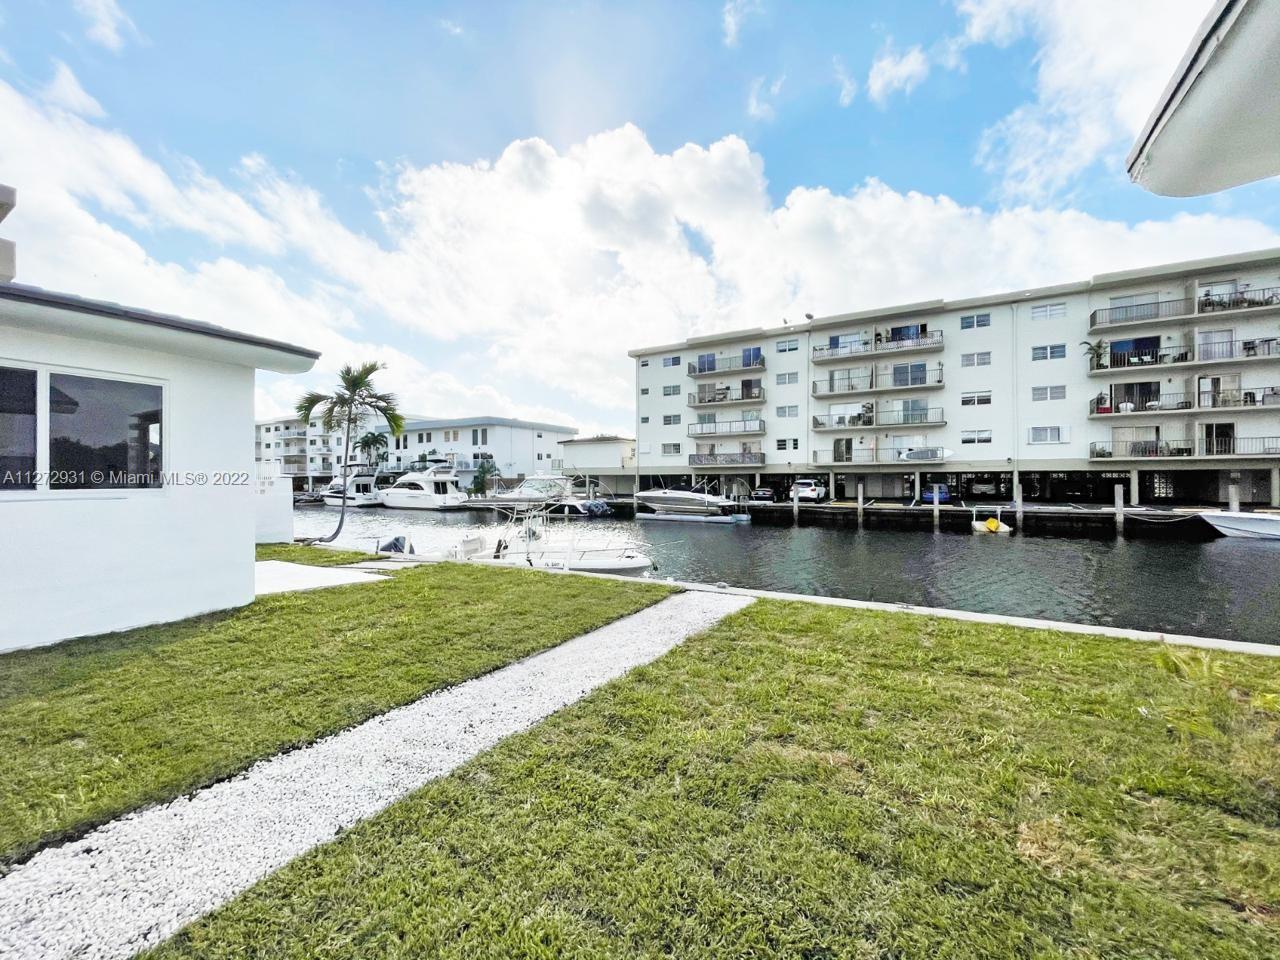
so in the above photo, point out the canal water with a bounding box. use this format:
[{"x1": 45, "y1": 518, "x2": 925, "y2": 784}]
[{"x1": 294, "y1": 506, "x2": 1280, "y2": 646}]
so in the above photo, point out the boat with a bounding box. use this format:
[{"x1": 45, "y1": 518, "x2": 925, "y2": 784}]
[
  {"x1": 376, "y1": 531, "x2": 487, "y2": 560},
  {"x1": 479, "y1": 512, "x2": 655, "y2": 575},
  {"x1": 377, "y1": 463, "x2": 470, "y2": 510},
  {"x1": 1200, "y1": 510, "x2": 1280, "y2": 539},
  {"x1": 492, "y1": 473, "x2": 575, "y2": 505},
  {"x1": 637, "y1": 512, "x2": 749, "y2": 524},
  {"x1": 971, "y1": 513, "x2": 1012, "y2": 535},
  {"x1": 322, "y1": 472, "x2": 382, "y2": 508},
  {"x1": 635, "y1": 483, "x2": 737, "y2": 516}
]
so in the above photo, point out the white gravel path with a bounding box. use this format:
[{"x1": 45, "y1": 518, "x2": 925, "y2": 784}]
[{"x1": 0, "y1": 590, "x2": 752, "y2": 960}]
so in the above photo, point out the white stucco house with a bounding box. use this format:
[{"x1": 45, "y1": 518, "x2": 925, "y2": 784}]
[{"x1": 0, "y1": 186, "x2": 319, "y2": 651}]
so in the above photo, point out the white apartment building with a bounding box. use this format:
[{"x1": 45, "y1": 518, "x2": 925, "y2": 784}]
[
  {"x1": 631, "y1": 248, "x2": 1280, "y2": 506},
  {"x1": 255, "y1": 415, "x2": 359, "y2": 489},
  {"x1": 376, "y1": 416, "x2": 576, "y2": 479}
]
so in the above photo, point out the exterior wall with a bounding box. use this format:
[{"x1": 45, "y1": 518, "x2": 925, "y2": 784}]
[
  {"x1": 1, "y1": 325, "x2": 257, "y2": 651},
  {"x1": 632, "y1": 252, "x2": 1280, "y2": 501},
  {"x1": 556, "y1": 439, "x2": 635, "y2": 472},
  {"x1": 255, "y1": 415, "x2": 355, "y2": 487},
  {"x1": 381, "y1": 421, "x2": 574, "y2": 478}
]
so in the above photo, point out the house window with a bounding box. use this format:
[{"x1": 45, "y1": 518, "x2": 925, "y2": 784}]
[
  {"x1": 960, "y1": 313, "x2": 990, "y2": 330},
  {"x1": 640, "y1": 387, "x2": 649, "y2": 395},
  {"x1": 663, "y1": 414, "x2": 681, "y2": 425},
  {"x1": 1030, "y1": 302, "x2": 1067, "y2": 321},
  {"x1": 536, "y1": 431, "x2": 543, "y2": 438},
  {"x1": 0, "y1": 366, "x2": 37, "y2": 489},
  {"x1": 640, "y1": 416, "x2": 649, "y2": 424},
  {"x1": 961, "y1": 430, "x2": 992, "y2": 444},
  {"x1": 48, "y1": 373, "x2": 163, "y2": 489},
  {"x1": 425, "y1": 432, "x2": 432, "y2": 442},
  {"x1": 662, "y1": 385, "x2": 679, "y2": 396},
  {"x1": 961, "y1": 352, "x2": 991, "y2": 367},
  {"x1": 776, "y1": 372, "x2": 798, "y2": 385},
  {"x1": 662, "y1": 355, "x2": 681, "y2": 367},
  {"x1": 640, "y1": 359, "x2": 649, "y2": 368},
  {"x1": 1031, "y1": 344, "x2": 1066, "y2": 361},
  {"x1": 1029, "y1": 426, "x2": 1068, "y2": 443},
  {"x1": 661, "y1": 442, "x2": 681, "y2": 455},
  {"x1": 1032, "y1": 385, "x2": 1067, "y2": 402},
  {"x1": 777, "y1": 338, "x2": 799, "y2": 353},
  {"x1": 775, "y1": 405, "x2": 798, "y2": 418},
  {"x1": 961, "y1": 391, "x2": 992, "y2": 406}
]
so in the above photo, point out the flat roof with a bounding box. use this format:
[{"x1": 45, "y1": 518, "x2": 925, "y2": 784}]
[
  {"x1": 0, "y1": 282, "x2": 321, "y2": 369},
  {"x1": 393, "y1": 416, "x2": 578, "y2": 434},
  {"x1": 559, "y1": 434, "x2": 633, "y2": 444},
  {"x1": 628, "y1": 245, "x2": 1280, "y2": 356}
]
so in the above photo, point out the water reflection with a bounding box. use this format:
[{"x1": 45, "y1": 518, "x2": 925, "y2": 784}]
[{"x1": 294, "y1": 507, "x2": 1280, "y2": 645}]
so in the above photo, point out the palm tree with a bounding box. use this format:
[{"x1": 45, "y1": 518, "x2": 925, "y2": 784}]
[
  {"x1": 356, "y1": 432, "x2": 388, "y2": 474},
  {"x1": 1080, "y1": 339, "x2": 1108, "y2": 370},
  {"x1": 296, "y1": 362, "x2": 404, "y2": 542},
  {"x1": 471, "y1": 459, "x2": 500, "y2": 496}
]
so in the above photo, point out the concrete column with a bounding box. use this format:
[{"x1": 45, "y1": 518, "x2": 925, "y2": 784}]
[
  {"x1": 1114, "y1": 484, "x2": 1125, "y2": 535},
  {"x1": 1228, "y1": 483, "x2": 1241, "y2": 513},
  {"x1": 932, "y1": 483, "x2": 941, "y2": 532},
  {"x1": 753, "y1": 472, "x2": 761, "y2": 488},
  {"x1": 1014, "y1": 482, "x2": 1023, "y2": 531},
  {"x1": 856, "y1": 482, "x2": 864, "y2": 529},
  {"x1": 791, "y1": 484, "x2": 800, "y2": 523},
  {"x1": 1271, "y1": 467, "x2": 1280, "y2": 508},
  {"x1": 828, "y1": 471, "x2": 836, "y2": 500},
  {"x1": 1129, "y1": 468, "x2": 1140, "y2": 507},
  {"x1": 913, "y1": 470, "x2": 921, "y2": 502}
]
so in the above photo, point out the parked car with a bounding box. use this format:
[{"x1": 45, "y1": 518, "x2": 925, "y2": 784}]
[
  {"x1": 920, "y1": 483, "x2": 951, "y2": 504},
  {"x1": 750, "y1": 486, "x2": 776, "y2": 502},
  {"x1": 789, "y1": 479, "x2": 827, "y2": 502},
  {"x1": 969, "y1": 479, "x2": 998, "y2": 497}
]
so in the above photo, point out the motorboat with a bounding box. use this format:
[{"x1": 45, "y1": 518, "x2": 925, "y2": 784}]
[
  {"x1": 322, "y1": 472, "x2": 382, "y2": 508},
  {"x1": 971, "y1": 510, "x2": 1012, "y2": 535},
  {"x1": 479, "y1": 512, "x2": 655, "y2": 575},
  {"x1": 544, "y1": 498, "x2": 614, "y2": 518},
  {"x1": 635, "y1": 484, "x2": 736, "y2": 516},
  {"x1": 1200, "y1": 510, "x2": 1280, "y2": 540},
  {"x1": 492, "y1": 473, "x2": 575, "y2": 505},
  {"x1": 376, "y1": 531, "x2": 487, "y2": 560},
  {"x1": 378, "y1": 464, "x2": 470, "y2": 510}
]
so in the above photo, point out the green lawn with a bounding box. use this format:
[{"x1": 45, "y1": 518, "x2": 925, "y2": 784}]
[
  {"x1": 151, "y1": 601, "x2": 1280, "y2": 960},
  {"x1": 255, "y1": 542, "x2": 377, "y2": 566},
  {"x1": 0, "y1": 564, "x2": 672, "y2": 868}
]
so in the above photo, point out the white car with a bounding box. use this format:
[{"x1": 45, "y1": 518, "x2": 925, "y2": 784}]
[{"x1": 789, "y1": 479, "x2": 826, "y2": 502}]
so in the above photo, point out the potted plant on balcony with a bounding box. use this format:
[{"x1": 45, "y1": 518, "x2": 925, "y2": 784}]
[
  {"x1": 1093, "y1": 391, "x2": 1111, "y2": 414},
  {"x1": 1080, "y1": 339, "x2": 1108, "y2": 370}
]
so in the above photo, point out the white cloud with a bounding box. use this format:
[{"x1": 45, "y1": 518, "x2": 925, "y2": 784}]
[
  {"x1": 957, "y1": 0, "x2": 1214, "y2": 202},
  {"x1": 72, "y1": 0, "x2": 137, "y2": 53},
  {"x1": 866, "y1": 42, "x2": 930, "y2": 107},
  {"x1": 722, "y1": 0, "x2": 762, "y2": 48},
  {"x1": 833, "y1": 56, "x2": 857, "y2": 107},
  {"x1": 41, "y1": 60, "x2": 105, "y2": 118},
  {"x1": 746, "y1": 74, "x2": 783, "y2": 121},
  {"x1": 438, "y1": 19, "x2": 463, "y2": 37}
]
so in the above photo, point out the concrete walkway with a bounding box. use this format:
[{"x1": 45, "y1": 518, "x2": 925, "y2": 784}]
[
  {"x1": 0, "y1": 590, "x2": 753, "y2": 960},
  {"x1": 254, "y1": 559, "x2": 388, "y2": 596}
]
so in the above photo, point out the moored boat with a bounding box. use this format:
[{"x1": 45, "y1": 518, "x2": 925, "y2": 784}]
[
  {"x1": 322, "y1": 473, "x2": 382, "y2": 508},
  {"x1": 635, "y1": 484, "x2": 736, "y2": 516},
  {"x1": 378, "y1": 463, "x2": 470, "y2": 510},
  {"x1": 1200, "y1": 510, "x2": 1280, "y2": 540}
]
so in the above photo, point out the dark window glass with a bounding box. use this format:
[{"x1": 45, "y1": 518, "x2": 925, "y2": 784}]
[
  {"x1": 0, "y1": 366, "x2": 37, "y2": 489},
  {"x1": 49, "y1": 374, "x2": 163, "y2": 489}
]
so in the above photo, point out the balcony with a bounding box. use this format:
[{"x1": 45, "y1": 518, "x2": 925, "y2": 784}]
[
  {"x1": 1089, "y1": 338, "x2": 1280, "y2": 374},
  {"x1": 1089, "y1": 437, "x2": 1280, "y2": 460},
  {"x1": 278, "y1": 429, "x2": 309, "y2": 438},
  {"x1": 687, "y1": 355, "x2": 766, "y2": 378},
  {"x1": 687, "y1": 386, "x2": 766, "y2": 407},
  {"x1": 876, "y1": 407, "x2": 946, "y2": 427},
  {"x1": 812, "y1": 366, "x2": 944, "y2": 397},
  {"x1": 811, "y1": 330, "x2": 944, "y2": 363},
  {"x1": 689, "y1": 451, "x2": 765, "y2": 466},
  {"x1": 1089, "y1": 286, "x2": 1280, "y2": 331},
  {"x1": 687, "y1": 419, "x2": 767, "y2": 437},
  {"x1": 812, "y1": 445, "x2": 946, "y2": 465},
  {"x1": 1090, "y1": 388, "x2": 1280, "y2": 416},
  {"x1": 812, "y1": 411, "x2": 875, "y2": 431}
]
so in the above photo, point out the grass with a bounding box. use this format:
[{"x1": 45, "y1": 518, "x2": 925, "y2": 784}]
[
  {"x1": 0, "y1": 564, "x2": 672, "y2": 868},
  {"x1": 254, "y1": 542, "x2": 377, "y2": 566},
  {"x1": 150, "y1": 601, "x2": 1280, "y2": 959}
]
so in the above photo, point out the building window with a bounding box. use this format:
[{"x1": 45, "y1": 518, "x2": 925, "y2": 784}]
[
  {"x1": 777, "y1": 338, "x2": 798, "y2": 353},
  {"x1": 663, "y1": 414, "x2": 681, "y2": 425},
  {"x1": 48, "y1": 373, "x2": 163, "y2": 489},
  {"x1": 661, "y1": 442, "x2": 681, "y2": 455},
  {"x1": 1029, "y1": 426, "x2": 1068, "y2": 443},
  {"x1": 1031, "y1": 344, "x2": 1066, "y2": 361},
  {"x1": 640, "y1": 359, "x2": 649, "y2": 368},
  {"x1": 775, "y1": 405, "x2": 798, "y2": 418},
  {"x1": 775, "y1": 438, "x2": 800, "y2": 451},
  {"x1": 662, "y1": 355, "x2": 681, "y2": 367},
  {"x1": 776, "y1": 372, "x2": 798, "y2": 385},
  {"x1": 417, "y1": 432, "x2": 424, "y2": 443},
  {"x1": 640, "y1": 416, "x2": 649, "y2": 424},
  {"x1": 960, "y1": 313, "x2": 991, "y2": 330},
  {"x1": 960, "y1": 391, "x2": 992, "y2": 406},
  {"x1": 536, "y1": 431, "x2": 543, "y2": 438},
  {"x1": 1031, "y1": 385, "x2": 1067, "y2": 402},
  {"x1": 640, "y1": 387, "x2": 649, "y2": 395},
  {"x1": 961, "y1": 352, "x2": 991, "y2": 367},
  {"x1": 0, "y1": 366, "x2": 37, "y2": 489},
  {"x1": 960, "y1": 429, "x2": 992, "y2": 444},
  {"x1": 425, "y1": 432, "x2": 432, "y2": 442},
  {"x1": 1030, "y1": 302, "x2": 1067, "y2": 321},
  {"x1": 662, "y1": 385, "x2": 679, "y2": 396},
  {"x1": 775, "y1": 439, "x2": 787, "y2": 451}
]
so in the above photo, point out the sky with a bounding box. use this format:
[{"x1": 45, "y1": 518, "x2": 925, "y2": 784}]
[{"x1": 3, "y1": 0, "x2": 1280, "y2": 435}]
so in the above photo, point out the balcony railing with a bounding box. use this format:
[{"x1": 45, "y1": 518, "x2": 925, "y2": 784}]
[
  {"x1": 1090, "y1": 437, "x2": 1280, "y2": 459},
  {"x1": 1089, "y1": 287, "x2": 1280, "y2": 328},
  {"x1": 1090, "y1": 388, "x2": 1280, "y2": 414},
  {"x1": 689, "y1": 451, "x2": 765, "y2": 466},
  {"x1": 687, "y1": 355, "x2": 766, "y2": 377},
  {"x1": 1091, "y1": 337, "x2": 1280, "y2": 371},
  {"x1": 813, "y1": 446, "x2": 946, "y2": 465},
  {"x1": 813, "y1": 449, "x2": 875, "y2": 464},
  {"x1": 876, "y1": 407, "x2": 946, "y2": 426},
  {"x1": 811, "y1": 330, "x2": 944, "y2": 362},
  {"x1": 812, "y1": 412, "x2": 875, "y2": 430},
  {"x1": 687, "y1": 386, "x2": 765, "y2": 406},
  {"x1": 812, "y1": 366, "x2": 944, "y2": 396},
  {"x1": 687, "y1": 419, "x2": 767, "y2": 437}
]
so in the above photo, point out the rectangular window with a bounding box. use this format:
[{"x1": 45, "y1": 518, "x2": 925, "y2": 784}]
[
  {"x1": 639, "y1": 416, "x2": 649, "y2": 424},
  {"x1": 481, "y1": 428, "x2": 488, "y2": 445},
  {"x1": 0, "y1": 366, "x2": 37, "y2": 490},
  {"x1": 960, "y1": 313, "x2": 991, "y2": 330},
  {"x1": 1032, "y1": 343, "x2": 1067, "y2": 360},
  {"x1": 776, "y1": 438, "x2": 788, "y2": 451},
  {"x1": 776, "y1": 338, "x2": 799, "y2": 353},
  {"x1": 775, "y1": 405, "x2": 798, "y2": 418},
  {"x1": 663, "y1": 414, "x2": 681, "y2": 425},
  {"x1": 1032, "y1": 385, "x2": 1067, "y2": 402},
  {"x1": 1031, "y1": 302, "x2": 1067, "y2": 321},
  {"x1": 662, "y1": 385, "x2": 679, "y2": 396},
  {"x1": 776, "y1": 372, "x2": 798, "y2": 385},
  {"x1": 961, "y1": 429, "x2": 992, "y2": 444},
  {"x1": 662, "y1": 355, "x2": 681, "y2": 367},
  {"x1": 471, "y1": 428, "x2": 479, "y2": 445},
  {"x1": 1029, "y1": 426, "x2": 1067, "y2": 443},
  {"x1": 425, "y1": 432, "x2": 432, "y2": 442},
  {"x1": 48, "y1": 373, "x2": 163, "y2": 489},
  {"x1": 791, "y1": 438, "x2": 799, "y2": 450},
  {"x1": 961, "y1": 391, "x2": 992, "y2": 406},
  {"x1": 661, "y1": 442, "x2": 681, "y2": 455},
  {"x1": 639, "y1": 359, "x2": 649, "y2": 368},
  {"x1": 640, "y1": 387, "x2": 649, "y2": 395},
  {"x1": 961, "y1": 352, "x2": 991, "y2": 367}
]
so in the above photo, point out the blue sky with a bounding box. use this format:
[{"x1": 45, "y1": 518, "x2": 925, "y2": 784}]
[{"x1": 2, "y1": 0, "x2": 1278, "y2": 433}]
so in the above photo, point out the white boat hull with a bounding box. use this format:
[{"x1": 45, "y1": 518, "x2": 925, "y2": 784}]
[
  {"x1": 637, "y1": 512, "x2": 749, "y2": 524},
  {"x1": 321, "y1": 494, "x2": 381, "y2": 508},
  {"x1": 377, "y1": 492, "x2": 469, "y2": 510},
  {"x1": 635, "y1": 491, "x2": 735, "y2": 516},
  {"x1": 1200, "y1": 511, "x2": 1280, "y2": 539}
]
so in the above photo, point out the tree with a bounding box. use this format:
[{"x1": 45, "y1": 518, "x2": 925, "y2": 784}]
[
  {"x1": 471, "y1": 459, "x2": 500, "y2": 496},
  {"x1": 296, "y1": 362, "x2": 404, "y2": 542},
  {"x1": 356, "y1": 432, "x2": 388, "y2": 473},
  {"x1": 1080, "y1": 339, "x2": 1108, "y2": 370}
]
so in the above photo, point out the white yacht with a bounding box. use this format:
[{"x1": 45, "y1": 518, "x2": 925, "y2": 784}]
[
  {"x1": 635, "y1": 484, "x2": 736, "y2": 516},
  {"x1": 322, "y1": 472, "x2": 382, "y2": 508},
  {"x1": 1200, "y1": 510, "x2": 1280, "y2": 540},
  {"x1": 480, "y1": 513, "x2": 654, "y2": 575},
  {"x1": 378, "y1": 464, "x2": 470, "y2": 510}
]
